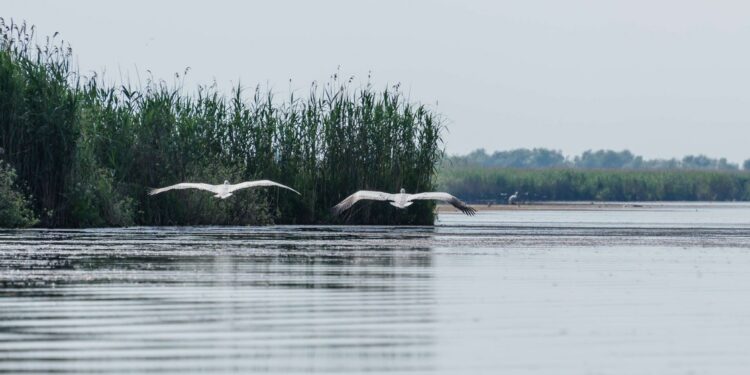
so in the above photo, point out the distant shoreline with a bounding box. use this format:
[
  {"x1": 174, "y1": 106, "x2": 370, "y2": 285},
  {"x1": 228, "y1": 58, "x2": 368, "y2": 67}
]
[{"x1": 437, "y1": 201, "x2": 750, "y2": 212}]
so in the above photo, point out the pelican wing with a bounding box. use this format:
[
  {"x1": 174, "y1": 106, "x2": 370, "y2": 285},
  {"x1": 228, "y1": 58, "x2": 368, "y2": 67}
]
[
  {"x1": 408, "y1": 192, "x2": 476, "y2": 216},
  {"x1": 228, "y1": 180, "x2": 301, "y2": 195},
  {"x1": 331, "y1": 190, "x2": 393, "y2": 216},
  {"x1": 149, "y1": 183, "x2": 219, "y2": 196}
]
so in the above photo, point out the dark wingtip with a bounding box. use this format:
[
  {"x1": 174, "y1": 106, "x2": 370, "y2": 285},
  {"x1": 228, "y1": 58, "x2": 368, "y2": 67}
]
[{"x1": 462, "y1": 205, "x2": 477, "y2": 216}]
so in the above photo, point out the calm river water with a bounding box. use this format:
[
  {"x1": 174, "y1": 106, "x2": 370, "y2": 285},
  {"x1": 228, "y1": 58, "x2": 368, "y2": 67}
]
[{"x1": 2, "y1": 203, "x2": 750, "y2": 374}]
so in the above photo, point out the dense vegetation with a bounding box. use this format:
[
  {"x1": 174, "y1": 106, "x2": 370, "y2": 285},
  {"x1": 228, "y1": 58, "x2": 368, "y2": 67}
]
[
  {"x1": 0, "y1": 161, "x2": 38, "y2": 227},
  {"x1": 0, "y1": 20, "x2": 444, "y2": 227},
  {"x1": 448, "y1": 148, "x2": 748, "y2": 171},
  {"x1": 439, "y1": 167, "x2": 750, "y2": 203},
  {"x1": 442, "y1": 148, "x2": 750, "y2": 203}
]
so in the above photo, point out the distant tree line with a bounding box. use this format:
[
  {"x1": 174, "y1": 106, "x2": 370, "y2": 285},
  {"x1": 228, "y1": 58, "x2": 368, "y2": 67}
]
[
  {"x1": 439, "y1": 168, "x2": 750, "y2": 203},
  {"x1": 446, "y1": 148, "x2": 749, "y2": 171}
]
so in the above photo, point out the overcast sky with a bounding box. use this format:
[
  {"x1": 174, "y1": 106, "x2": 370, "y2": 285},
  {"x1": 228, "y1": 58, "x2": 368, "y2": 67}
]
[{"x1": 5, "y1": 0, "x2": 750, "y2": 162}]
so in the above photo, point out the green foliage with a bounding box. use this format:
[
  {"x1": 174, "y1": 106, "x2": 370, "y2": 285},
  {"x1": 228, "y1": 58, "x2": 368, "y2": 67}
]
[
  {"x1": 439, "y1": 167, "x2": 750, "y2": 203},
  {"x1": 445, "y1": 148, "x2": 566, "y2": 169},
  {"x1": 0, "y1": 20, "x2": 444, "y2": 227},
  {"x1": 64, "y1": 136, "x2": 135, "y2": 227},
  {"x1": 0, "y1": 160, "x2": 38, "y2": 227},
  {"x1": 0, "y1": 20, "x2": 79, "y2": 226},
  {"x1": 575, "y1": 150, "x2": 640, "y2": 169},
  {"x1": 447, "y1": 148, "x2": 741, "y2": 171}
]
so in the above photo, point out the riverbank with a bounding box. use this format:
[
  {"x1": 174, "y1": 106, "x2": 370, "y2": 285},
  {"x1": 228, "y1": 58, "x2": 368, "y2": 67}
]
[{"x1": 437, "y1": 201, "x2": 750, "y2": 212}]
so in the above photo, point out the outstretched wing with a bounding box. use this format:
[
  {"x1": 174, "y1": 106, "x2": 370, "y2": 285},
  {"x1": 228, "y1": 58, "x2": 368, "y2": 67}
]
[
  {"x1": 149, "y1": 183, "x2": 218, "y2": 196},
  {"x1": 408, "y1": 192, "x2": 476, "y2": 216},
  {"x1": 229, "y1": 180, "x2": 300, "y2": 195},
  {"x1": 331, "y1": 190, "x2": 393, "y2": 216}
]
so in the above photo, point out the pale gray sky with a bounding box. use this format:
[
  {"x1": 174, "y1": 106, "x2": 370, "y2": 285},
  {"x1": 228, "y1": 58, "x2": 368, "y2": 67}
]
[{"x1": 5, "y1": 0, "x2": 750, "y2": 162}]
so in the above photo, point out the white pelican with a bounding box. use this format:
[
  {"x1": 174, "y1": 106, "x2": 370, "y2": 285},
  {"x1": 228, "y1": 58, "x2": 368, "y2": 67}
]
[
  {"x1": 508, "y1": 191, "x2": 518, "y2": 205},
  {"x1": 149, "y1": 180, "x2": 300, "y2": 199},
  {"x1": 331, "y1": 188, "x2": 476, "y2": 216}
]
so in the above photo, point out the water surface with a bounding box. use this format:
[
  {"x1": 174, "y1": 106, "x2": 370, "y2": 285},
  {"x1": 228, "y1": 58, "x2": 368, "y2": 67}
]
[{"x1": 2, "y1": 203, "x2": 750, "y2": 374}]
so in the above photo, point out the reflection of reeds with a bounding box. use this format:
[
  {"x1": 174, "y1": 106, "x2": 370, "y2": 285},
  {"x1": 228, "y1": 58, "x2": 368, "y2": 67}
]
[{"x1": 0, "y1": 20, "x2": 444, "y2": 226}]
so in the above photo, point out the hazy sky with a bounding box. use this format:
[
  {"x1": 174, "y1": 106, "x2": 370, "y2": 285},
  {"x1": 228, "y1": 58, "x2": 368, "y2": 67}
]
[{"x1": 5, "y1": 0, "x2": 750, "y2": 162}]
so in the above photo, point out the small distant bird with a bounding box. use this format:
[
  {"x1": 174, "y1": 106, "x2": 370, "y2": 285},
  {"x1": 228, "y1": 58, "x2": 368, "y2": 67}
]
[
  {"x1": 149, "y1": 180, "x2": 299, "y2": 199},
  {"x1": 508, "y1": 191, "x2": 519, "y2": 205},
  {"x1": 331, "y1": 188, "x2": 476, "y2": 216}
]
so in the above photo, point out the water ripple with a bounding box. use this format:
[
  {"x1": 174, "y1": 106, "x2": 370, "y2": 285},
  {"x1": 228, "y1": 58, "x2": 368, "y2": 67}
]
[{"x1": 2, "y1": 207, "x2": 750, "y2": 374}]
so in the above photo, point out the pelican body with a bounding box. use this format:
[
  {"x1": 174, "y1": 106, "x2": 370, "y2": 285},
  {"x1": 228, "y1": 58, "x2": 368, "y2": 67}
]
[
  {"x1": 332, "y1": 188, "x2": 476, "y2": 216},
  {"x1": 388, "y1": 189, "x2": 415, "y2": 208},
  {"x1": 215, "y1": 180, "x2": 233, "y2": 199}
]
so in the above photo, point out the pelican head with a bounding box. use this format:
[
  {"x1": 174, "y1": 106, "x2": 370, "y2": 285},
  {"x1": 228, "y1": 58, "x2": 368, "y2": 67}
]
[
  {"x1": 400, "y1": 188, "x2": 406, "y2": 194},
  {"x1": 224, "y1": 180, "x2": 230, "y2": 185}
]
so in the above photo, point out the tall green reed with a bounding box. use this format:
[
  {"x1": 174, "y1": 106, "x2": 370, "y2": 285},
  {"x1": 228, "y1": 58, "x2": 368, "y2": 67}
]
[{"x1": 0, "y1": 20, "x2": 444, "y2": 226}]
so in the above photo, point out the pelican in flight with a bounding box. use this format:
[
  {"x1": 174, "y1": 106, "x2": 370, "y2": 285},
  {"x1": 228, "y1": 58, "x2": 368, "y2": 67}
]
[
  {"x1": 149, "y1": 180, "x2": 299, "y2": 199},
  {"x1": 331, "y1": 188, "x2": 476, "y2": 216}
]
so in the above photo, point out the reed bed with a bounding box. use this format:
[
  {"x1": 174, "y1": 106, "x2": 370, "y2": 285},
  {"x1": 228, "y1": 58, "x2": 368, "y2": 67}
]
[{"x1": 0, "y1": 20, "x2": 444, "y2": 227}]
